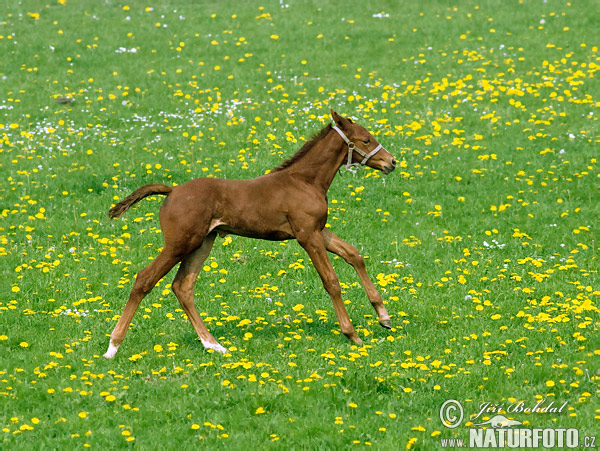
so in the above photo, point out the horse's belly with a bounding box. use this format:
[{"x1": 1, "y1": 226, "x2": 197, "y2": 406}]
[{"x1": 214, "y1": 225, "x2": 294, "y2": 241}]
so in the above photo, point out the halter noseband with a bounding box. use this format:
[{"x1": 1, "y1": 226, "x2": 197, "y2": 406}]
[{"x1": 332, "y1": 125, "x2": 384, "y2": 172}]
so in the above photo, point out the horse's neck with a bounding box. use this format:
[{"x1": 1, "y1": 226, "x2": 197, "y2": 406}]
[{"x1": 288, "y1": 133, "x2": 346, "y2": 192}]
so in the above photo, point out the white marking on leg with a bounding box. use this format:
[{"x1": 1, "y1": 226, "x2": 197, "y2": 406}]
[
  {"x1": 103, "y1": 340, "x2": 119, "y2": 359},
  {"x1": 201, "y1": 339, "x2": 227, "y2": 354}
]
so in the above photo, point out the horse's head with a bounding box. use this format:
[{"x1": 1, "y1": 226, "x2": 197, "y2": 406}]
[{"x1": 331, "y1": 110, "x2": 396, "y2": 174}]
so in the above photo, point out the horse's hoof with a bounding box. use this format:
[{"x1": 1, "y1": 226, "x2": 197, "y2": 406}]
[
  {"x1": 103, "y1": 340, "x2": 119, "y2": 359},
  {"x1": 201, "y1": 339, "x2": 228, "y2": 354},
  {"x1": 349, "y1": 335, "x2": 363, "y2": 345},
  {"x1": 379, "y1": 319, "x2": 392, "y2": 329}
]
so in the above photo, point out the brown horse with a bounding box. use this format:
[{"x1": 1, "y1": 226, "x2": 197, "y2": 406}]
[{"x1": 103, "y1": 110, "x2": 396, "y2": 358}]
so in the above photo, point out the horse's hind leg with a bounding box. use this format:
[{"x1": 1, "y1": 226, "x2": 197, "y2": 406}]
[
  {"x1": 171, "y1": 232, "x2": 227, "y2": 353},
  {"x1": 322, "y1": 229, "x2": 391, "y2": 329},
  {"x1": 103, "y1": 249, "x2": 181, "y2": 358}
]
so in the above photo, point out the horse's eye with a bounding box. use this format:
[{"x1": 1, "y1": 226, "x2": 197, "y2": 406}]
[{"x1": 363, "y1": 139, "x2": 370, "y2": 145}]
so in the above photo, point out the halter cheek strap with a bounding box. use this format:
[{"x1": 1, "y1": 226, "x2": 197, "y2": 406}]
[{"x1": 332, "y1": 125, "x2": 384, "y2": 172}]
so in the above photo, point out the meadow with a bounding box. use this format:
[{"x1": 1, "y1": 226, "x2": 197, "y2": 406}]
[{"x1": 1, "y1": 0, "x2": 599, "y2": 448}]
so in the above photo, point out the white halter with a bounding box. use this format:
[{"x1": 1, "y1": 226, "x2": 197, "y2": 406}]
[{"x1": 332, "y1": 125, "x2": 384, "y2": 172}]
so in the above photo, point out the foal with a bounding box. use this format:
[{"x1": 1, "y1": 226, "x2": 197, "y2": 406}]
[{"x1": 104, "y1": 110, "x2": 396, "y2": 358}]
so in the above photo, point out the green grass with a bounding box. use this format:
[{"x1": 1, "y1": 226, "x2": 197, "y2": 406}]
[{"x1": 1, "y1": 0, "x2": 599, "y2": 448}]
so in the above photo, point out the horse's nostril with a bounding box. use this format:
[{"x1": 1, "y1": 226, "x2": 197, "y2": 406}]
[{"x1": 391, "y1": 158, "x2": 397, "y2": 167}]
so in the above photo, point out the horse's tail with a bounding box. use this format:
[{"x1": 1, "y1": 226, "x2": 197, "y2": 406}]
[{"x1": 108, "y1": 184, "x2": 172, "y2": 219}]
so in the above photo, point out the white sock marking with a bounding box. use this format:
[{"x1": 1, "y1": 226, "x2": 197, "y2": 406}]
[
  {"x1": 103, "y1": 340, "x2": 119, "y2": 359},
  {"x1": 201, "y1": 339, "x2": 227, "y2": 354}
]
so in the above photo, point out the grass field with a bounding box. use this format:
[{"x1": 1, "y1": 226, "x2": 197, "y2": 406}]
[{"x1": 1, "y1": 0, "x2": 599, "y2": 448}]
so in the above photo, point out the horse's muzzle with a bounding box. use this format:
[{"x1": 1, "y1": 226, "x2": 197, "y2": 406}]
[{"x1": 382, "y1": 158, "x2": 396, "y2": 174}]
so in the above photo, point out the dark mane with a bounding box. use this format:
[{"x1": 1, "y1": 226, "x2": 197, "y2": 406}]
[{"x1": 271, "y1": 124, "x2": 332, "y2": 172}]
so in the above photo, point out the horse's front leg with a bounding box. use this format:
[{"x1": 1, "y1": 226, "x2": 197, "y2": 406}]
[
  {"x1": 322, "y1": 229, "x2": 391, "y2": 329},
  {"x1": 296, "y1": 230, "x2": 362, "y2": 345}
]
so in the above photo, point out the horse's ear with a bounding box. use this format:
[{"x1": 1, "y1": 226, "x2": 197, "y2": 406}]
[{"x1": 331, "y1": 110, "x2": 352, "y2": 130}]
